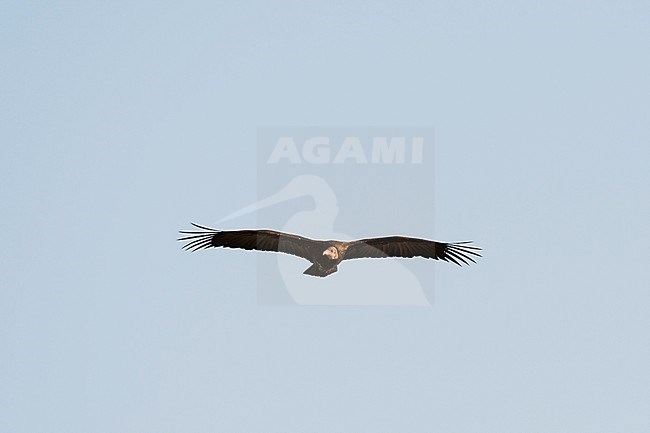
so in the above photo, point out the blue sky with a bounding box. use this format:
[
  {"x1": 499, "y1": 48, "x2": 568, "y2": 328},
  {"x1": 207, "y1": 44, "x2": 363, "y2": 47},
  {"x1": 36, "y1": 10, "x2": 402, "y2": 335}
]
[{"x1": 2, "y1": 1, "x2": 649, "y2": 432}]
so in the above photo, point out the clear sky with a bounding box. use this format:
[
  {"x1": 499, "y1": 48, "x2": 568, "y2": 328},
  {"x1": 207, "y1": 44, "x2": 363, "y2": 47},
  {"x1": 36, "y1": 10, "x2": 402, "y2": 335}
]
[{"x1": 2, "y1": 1, "x2": 649, "y2": 432}]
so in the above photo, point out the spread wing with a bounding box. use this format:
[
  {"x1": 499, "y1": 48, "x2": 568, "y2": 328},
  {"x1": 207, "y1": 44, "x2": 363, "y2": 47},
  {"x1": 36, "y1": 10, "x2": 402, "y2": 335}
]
[
  {"x1": 178, "y1": 223, "x2": 319, "y2": 261},
  {"x1": 343, "y1": 236, "x2": 481, "y2": 266}
]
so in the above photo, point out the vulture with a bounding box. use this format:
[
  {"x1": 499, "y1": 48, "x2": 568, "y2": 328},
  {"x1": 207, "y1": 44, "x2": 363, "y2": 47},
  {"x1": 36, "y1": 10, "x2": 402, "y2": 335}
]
[{"x1": 179, "y1": 223, "x2": 481, "y2": 277}]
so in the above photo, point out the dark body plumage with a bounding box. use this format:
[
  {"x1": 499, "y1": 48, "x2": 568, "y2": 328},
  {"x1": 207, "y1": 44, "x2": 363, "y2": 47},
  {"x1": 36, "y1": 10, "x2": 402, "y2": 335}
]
[{"x1": 179, "y1": 223, "x2": 481, "y2": 277}]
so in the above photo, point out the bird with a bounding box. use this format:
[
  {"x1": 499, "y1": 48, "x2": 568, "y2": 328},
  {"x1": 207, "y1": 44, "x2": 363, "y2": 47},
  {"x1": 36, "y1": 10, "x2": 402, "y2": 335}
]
[{"x1": 179, "y1": 223, "x2": 481, "y2": 277}]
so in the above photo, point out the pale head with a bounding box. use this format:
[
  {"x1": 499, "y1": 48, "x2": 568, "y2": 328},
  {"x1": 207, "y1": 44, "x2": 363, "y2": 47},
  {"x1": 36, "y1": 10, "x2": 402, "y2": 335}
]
[{"x1": 322, "y1": 246, "x2": 339, "y2": 260}]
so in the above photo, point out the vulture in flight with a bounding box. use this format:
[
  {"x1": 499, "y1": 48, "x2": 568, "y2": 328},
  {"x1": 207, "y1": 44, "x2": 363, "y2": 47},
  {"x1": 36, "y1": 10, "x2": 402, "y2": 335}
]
[{"x1": 179, "y1": 223, "x2": 481, "y2": 277}]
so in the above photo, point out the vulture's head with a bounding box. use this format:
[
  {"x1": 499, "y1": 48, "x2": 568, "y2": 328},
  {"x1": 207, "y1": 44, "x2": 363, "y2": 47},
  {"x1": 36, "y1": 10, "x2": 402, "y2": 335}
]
[{"x1": 322, "y1": 246, "x2": 339, "y2": 260}]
